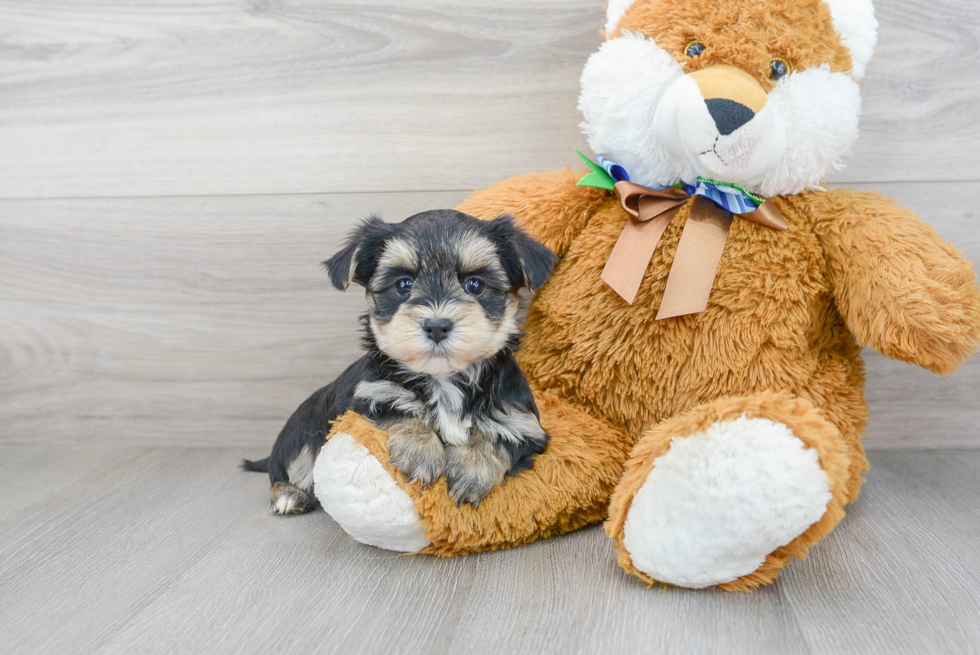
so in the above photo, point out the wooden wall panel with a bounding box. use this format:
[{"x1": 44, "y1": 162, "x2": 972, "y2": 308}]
[
  {"x1": 0, "y1": 0, "x2": 978, "y2": 198},
  {"x1": 0, "y1": 191, "x2": 467, "y2": 447},
  {"x1": 2, "y1": 181, "x2": 976, "y2": 449}
]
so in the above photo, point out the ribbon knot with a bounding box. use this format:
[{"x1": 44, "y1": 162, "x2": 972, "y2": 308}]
[{"x1": 575, "y1": 151, "x2": 787, "y2": 319}]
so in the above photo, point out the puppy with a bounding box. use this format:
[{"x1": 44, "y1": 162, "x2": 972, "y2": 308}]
[{"x1": 244, "y1": 209, "x2": 557, "y2": 514}]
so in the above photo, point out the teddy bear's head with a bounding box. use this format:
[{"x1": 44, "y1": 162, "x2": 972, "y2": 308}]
[{"x1": 579, "y1": 0, "x2": 877, "y2": 197}]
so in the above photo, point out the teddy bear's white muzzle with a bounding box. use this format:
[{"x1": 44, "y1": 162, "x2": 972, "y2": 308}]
[{"x1": 656, "y1": 73, "x2": 785, "y2": 186}]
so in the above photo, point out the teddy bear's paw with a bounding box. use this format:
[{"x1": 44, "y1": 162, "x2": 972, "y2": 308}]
[
  {"x1": 313, "y1": 433, "x2": 431, "y2": 552},
  {"x1": 622, "y1": 416, "x2": 832, "y2": 589}
]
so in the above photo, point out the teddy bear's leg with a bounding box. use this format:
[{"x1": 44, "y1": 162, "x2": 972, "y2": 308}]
[
  {"x1": 313, "y1": 394, "x2": 633, "y2": 554},
  {"x1": 314, "y1": 426, "x2": 431, "y2": 552},
  {"x1": 605, "y1": 391, "x2": 859, "y2": 591}
]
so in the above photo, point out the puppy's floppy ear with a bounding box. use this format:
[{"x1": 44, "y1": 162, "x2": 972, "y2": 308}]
[
  {"x1": 485, "y1": 215, "x2": 557, "y2": 292},
  {"x1": 323, "y1": 215, "x2": 396, "y2": 291}
]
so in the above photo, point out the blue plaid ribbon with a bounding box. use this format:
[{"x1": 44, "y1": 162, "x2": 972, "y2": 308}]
[
  {"x1": 596, "y1": 156, "x2": 763, "y2": 215},
  {"x1": 597, "y1": 155, "x2": 631, "y2": 183},
  {"x1": 681, "y1": 179, "x2": 761, "y2": 215}
]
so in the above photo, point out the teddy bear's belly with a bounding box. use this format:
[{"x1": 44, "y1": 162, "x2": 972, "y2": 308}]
[{"x1": 517, "y1": 199, "x2": 860, "y2": 440}]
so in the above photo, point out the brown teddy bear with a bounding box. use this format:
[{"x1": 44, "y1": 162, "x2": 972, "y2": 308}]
[{"x1": 312, "y1": 0, "x2": 980, "y2": 590}]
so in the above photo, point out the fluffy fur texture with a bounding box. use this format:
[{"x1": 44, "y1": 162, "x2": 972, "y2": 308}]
[
  {"x1": 605, "y1": 0, "x2": 877, "y2": 79},
  {"x1": 822, "y1": 0, "x2": 878, "y2": 79},
  {"x1": 310, "y1": 0, "x2": 980, "y2": 590},
  {"x1": 314, "y1": 168, "x2": 980, "y2": 585},
  {"x1": 607, "y1": 392, "x2": 854, "y2": 591},
  {"x1": 603, "y1": 0, "x2": 637, "y2": 36},
  {"x1": 315, "y1": 394, "x2": 633, "y2": 555},
  {"x1": 582, "y1": 0, "x2": 864, "y2": 195},
  {"x1": 621, "y1": 415, "x2": 832, "y2": 589},
  {"x1": 246, "y1": 209, "x2": 556, "y2": 511},
  {"x1": 315, "y1": 433, "x2": 431, "y2": 552}
]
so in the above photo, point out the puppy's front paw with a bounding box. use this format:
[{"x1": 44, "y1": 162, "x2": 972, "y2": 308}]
[
  {"x1": 389, "y1": 419, "x2": 446, "y2": 486},
  {"x1": 445, "y1": 438, "x2": 508, "y2": 507}
]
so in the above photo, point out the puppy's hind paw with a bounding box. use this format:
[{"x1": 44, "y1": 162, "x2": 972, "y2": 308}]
[{"x1": 270, "y1": 481, "x2": 317, "y2": 515}]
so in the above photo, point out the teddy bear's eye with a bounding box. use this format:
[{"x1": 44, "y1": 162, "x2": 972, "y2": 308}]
[
  {"x1": 769, "y1": 58, "x2": 792, "y2": 81},
  {"x1": 685, "y1": 40, "x2": 706, "y2": 58}
]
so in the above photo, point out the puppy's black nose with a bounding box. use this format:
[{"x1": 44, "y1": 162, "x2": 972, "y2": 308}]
[
  {"x1": 705, "y1": 98, "x2": 755, "y2": 136},
  {"x1": 423, "y1": 319, "x2": 453, "y2": 343}
]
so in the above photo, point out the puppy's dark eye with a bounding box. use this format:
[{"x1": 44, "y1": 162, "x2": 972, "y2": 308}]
[
  {"x1": 463, "y1": 277, "x2": 485, "y2": 296},
  {"x1": 393, "y1": 277, "x2": 414, "y2": 297},
  {"x1": 685, "y1": 40, "x2": 706, "y2": 58},
  {"x1": 769, "y1": 58, "x2": 791, "y2": 81}
]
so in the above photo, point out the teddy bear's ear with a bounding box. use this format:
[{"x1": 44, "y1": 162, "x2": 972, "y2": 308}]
[
  {"x1": 823, "y1": 0, "x2": 878, "y2": 80},
  {"x1": 604, "y1": 0, "x2": 877, "y2": 81},
  {"x1": 323, "y1": 215, "x2": 396, "y2": 291},
  {"x1": 603, "y1": 0, "x2": 637, "y2": 38},
  {"x1": 485, "y1": 215, "x2": 557, "y2": 293}
]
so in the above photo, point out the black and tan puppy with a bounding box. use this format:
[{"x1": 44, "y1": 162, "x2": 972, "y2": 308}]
[{"x1": 244, "y1": 209, "x2": 556, "y2": 513}]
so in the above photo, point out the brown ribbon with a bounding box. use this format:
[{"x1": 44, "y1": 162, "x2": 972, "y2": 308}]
[{"x1": 600, "y1": 181, "x2": 788, "y2": 319}]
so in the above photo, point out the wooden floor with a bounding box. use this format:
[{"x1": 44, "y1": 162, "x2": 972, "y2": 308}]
[
  {"x1": 0, "y1": 445, "x2": 977, "y2": 655},
  {"x1": 3, "y1": 1, "x2": 980, "y2": 653}
]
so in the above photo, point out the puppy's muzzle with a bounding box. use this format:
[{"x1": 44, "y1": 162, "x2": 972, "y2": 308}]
[
  {"x1": 689, "y1": 65, "x2": 768, "y2": 136},
  {"x1": 423, "y1": 318, "x2": 453, "y2": 344}
]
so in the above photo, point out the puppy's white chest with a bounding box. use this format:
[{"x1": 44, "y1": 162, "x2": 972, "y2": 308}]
[{"x1": 428, "y1": 375, "x2": 471, "y2": 446}]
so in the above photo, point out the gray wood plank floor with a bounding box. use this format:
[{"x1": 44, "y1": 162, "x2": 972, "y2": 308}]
[{"x1": 0, "y1": 445, "x2": 977, "y2": 655}]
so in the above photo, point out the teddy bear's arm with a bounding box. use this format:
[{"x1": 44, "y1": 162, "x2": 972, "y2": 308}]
[
  {"x1": 457, "y1": 168, "x2": 606, "y2": 257},
  {"x1": 809, "y1": 189, "x2": 980, "y2": 374}
]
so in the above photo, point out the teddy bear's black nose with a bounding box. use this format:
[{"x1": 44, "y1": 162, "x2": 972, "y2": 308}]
[
  {"x1": 705, "y1": 98, "x2": 756, "y2": 136},
  {"x1": 423, "y1": 318, "x2": 453, "y2": 343}
]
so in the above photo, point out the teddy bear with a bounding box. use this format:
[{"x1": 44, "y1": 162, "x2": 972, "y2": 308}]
[{"x1": 311, "y1": 0, "x2": 980, "y2": 590}]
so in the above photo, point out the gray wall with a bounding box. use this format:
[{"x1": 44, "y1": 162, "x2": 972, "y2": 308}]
[{"x1": 1, "y1": 0, "x2": 977, "y2": 449}]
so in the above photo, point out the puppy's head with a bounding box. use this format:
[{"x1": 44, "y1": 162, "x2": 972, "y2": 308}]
[{"x1": 325, "y1": 210, "x2": 556, "y2": 376}]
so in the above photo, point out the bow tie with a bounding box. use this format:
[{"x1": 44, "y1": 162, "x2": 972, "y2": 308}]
[{"x1": 576, "y1": 151, "x2": 787, "y2": 319}]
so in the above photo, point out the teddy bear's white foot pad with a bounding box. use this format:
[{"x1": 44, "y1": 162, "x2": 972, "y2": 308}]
[
  {"x1": 623, "y1": 416, "x2": 831, "y2": 588},
  {"x1": 314, "y1": 433, "x2": 431, "y2": 552}
]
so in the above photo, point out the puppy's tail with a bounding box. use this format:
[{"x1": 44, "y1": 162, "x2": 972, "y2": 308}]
[{"x1": 241, "y1": 457, "x2": 270, "y2": 473}]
